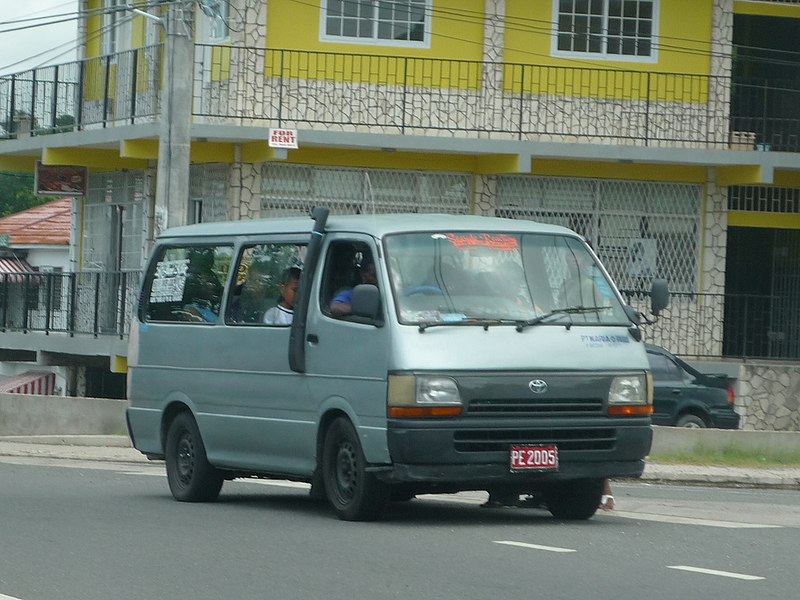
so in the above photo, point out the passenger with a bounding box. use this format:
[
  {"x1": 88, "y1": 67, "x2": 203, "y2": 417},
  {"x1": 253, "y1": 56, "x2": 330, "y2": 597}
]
[
  {"x1": 329, "y1": 256, "x2": 377, "y2": 317},
  {"x1": 183, "y1": 272, "x2": 223, "y2": 322},
  {"x1": 263, "y1": 267, "x2": 302, "y2": 326}
]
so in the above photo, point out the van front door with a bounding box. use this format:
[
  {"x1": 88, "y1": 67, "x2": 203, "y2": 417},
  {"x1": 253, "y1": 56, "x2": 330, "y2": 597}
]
[{"x1": 303, "y1": 237, "x2": 391, "y2": 466}]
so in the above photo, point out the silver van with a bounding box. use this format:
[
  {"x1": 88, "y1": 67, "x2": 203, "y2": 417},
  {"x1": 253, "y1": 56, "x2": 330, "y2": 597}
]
[{"x1": 127, "y1": 210, "x2": 667, "y2": 521}]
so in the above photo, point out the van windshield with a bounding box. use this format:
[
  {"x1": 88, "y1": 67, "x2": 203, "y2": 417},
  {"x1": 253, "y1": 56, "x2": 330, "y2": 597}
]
[{"x1": 384, "y1": 231, "x2": 629, "y2": 327}]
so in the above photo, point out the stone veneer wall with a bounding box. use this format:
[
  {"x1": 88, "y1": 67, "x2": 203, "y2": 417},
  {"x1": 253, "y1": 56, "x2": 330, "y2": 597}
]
[{"x1": 737, "y1": 363, "x2": 800, "y2": 431}]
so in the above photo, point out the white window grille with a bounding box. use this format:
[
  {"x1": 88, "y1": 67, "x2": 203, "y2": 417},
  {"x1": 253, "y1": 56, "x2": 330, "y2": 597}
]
[
  {"x1": 189, "y1": 164, "x2": 230, "y2": 223},
  {"x1": 495, "y1": 175, "x2": 700, "y2": 293},
  {"x1": 729, "y1": 186, "x2": 800, "y2": 214},
  {"x1": 83, "y1": 172, "x2": 147, "y2": 272},
  {"x1": 554, "y1": 0, "x2": 657, "y2": 61},
  {"x1": 261, "y1": 163, "x2": 470, "y2": 217},
  {"x1": 321, "y1": 0, "x2": 430, "y2": 47}
]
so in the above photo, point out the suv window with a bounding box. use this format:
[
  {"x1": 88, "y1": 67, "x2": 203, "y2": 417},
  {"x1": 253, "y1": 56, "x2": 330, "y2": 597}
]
[{"x1": 647, "y1": 352, "x2": 683, "y2": 381}]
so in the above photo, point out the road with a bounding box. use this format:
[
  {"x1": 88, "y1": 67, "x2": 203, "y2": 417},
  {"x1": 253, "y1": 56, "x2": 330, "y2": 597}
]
[{"x1": 1, "y1": 456, "x2": 798, "y2": 600}]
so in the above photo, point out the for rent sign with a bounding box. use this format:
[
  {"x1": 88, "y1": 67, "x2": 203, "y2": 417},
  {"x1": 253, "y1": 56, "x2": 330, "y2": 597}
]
[{"x1": 268, "y1": 128, "x2": 298, "y2": 149}]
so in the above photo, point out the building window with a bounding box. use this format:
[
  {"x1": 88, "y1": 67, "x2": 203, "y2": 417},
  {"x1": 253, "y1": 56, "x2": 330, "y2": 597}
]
[
  {"x1": 198, "y1": 0, "x2": 231, "y2": 42},
  {"x1": 322, "y1": 0, "x2": 430, "y2": 47},
  {"x1": 554, "y1": 0, "x2": 656, "y2": 60}
]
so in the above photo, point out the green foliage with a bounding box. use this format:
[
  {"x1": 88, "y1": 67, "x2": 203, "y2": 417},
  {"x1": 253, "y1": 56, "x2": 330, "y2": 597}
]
[{"x1": 0, "y1": 172, "x2": 48, "y2": 217}]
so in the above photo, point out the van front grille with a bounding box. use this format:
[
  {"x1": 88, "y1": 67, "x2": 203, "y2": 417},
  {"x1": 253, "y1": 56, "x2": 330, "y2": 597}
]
[
  {"x1": 453, "y1": 428, "x2": 616, "y2": 452},
  {"x1": 467, "y1": 397, "x2": 603, "y2": 417}
]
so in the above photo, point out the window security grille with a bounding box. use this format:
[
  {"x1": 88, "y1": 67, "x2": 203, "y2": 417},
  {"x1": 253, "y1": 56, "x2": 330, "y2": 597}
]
[
  {"x1": 189, "y1": 163, "x2": 231, "y2": 224},
  {"x1": 495, "y1": 175, "x2": 701, "y2": 293},
  {"x1": 83, "y1": 171, "x2": 147, "y2": 272},
  {"x1": 261, "y1": 163, "x2": 471, "y2": 217},
  {"x1": 729, "y1": 186, "x2": 800, "y2": 214}
]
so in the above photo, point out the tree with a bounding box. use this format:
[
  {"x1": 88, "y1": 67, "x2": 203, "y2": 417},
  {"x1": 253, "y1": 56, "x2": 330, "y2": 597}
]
[{"x1": 0, "y1": 172, "x2": 48, "y2": 217}]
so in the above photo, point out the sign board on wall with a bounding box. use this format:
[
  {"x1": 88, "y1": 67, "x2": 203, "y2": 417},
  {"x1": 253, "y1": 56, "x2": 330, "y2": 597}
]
[
  {"x1": 268, "y1": 128, "x2": 298, "y2": 149},
  {"x1": 34, "y1": 162, "x2": 88, "y2": 197}
]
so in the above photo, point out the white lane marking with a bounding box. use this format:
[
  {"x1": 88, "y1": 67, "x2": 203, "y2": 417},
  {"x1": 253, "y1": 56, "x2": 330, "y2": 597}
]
[
  {"x1": 667, "y1": 565, "x2": 765, "y2": 581},
  {"x1": 494, "y1": 540, "x2": 576, "y2": 554},
  {"x1": 608, "y1": 511, "x2": 781, "y2": 529},
  {"x1": 1, "y1": 593, "x2": 25, "y2": 600}
]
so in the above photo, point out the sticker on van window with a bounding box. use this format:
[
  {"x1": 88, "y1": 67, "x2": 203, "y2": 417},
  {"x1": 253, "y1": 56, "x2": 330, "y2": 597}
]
[
  {"x1": 150, "y1": 258, "x2": 190, "y2": 303},
  {"x1": 442, "y1": 233, "x2": 519, "y2": 252}
]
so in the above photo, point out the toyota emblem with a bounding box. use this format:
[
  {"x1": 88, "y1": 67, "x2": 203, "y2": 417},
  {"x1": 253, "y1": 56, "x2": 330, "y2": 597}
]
[{"x1": 528, "y1": 379, "x2": 548, "y2": 394}]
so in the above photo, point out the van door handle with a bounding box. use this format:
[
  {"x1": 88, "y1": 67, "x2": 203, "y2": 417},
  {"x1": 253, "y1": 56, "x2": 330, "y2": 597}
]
[{"x1": 306, "y1": 334, "x2": 319, "y2": 344}]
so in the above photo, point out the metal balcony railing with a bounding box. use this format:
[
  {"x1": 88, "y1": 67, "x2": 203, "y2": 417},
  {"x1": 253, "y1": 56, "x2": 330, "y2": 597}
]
[
  {"x1": 0, "y1": 270, "x2": 797, "y2": 361},
  {"x1": 1, "y1": 46, "x2": 799, "y2": 152},
  {"x1": 0, "y1": 271, "x2": 140, "y2": 339}
]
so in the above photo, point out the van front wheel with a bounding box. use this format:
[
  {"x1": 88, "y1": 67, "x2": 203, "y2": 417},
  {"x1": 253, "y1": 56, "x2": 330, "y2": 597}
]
[
  {"x1": 322, "y1": 418, "x2": 389, "y2": 521},
  {"x1": 165, "y1": 412, "x2": 223, "y2": 502}
]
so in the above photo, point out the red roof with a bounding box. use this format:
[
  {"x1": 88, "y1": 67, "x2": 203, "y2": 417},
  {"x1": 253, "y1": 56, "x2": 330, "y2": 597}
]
[{"x1": 0, "y1": 198, "x2": 71, "y2": 246}]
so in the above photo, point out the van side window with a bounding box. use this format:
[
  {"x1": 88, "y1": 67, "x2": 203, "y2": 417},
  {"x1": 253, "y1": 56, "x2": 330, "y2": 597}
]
[
  {"x1": 227, "y1": 243, "x2": 306, "y2": 326},
  {"x1": 320, "y1": 241, "x2": 378, "y2": 319},
  {"x1": 144, "y1": 245, "x2": 233, "y2": 323}
]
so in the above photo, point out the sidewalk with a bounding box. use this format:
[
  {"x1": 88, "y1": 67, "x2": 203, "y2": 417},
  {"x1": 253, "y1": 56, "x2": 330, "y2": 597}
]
[{"x1": 2, "y1": 435, "x2": 800, "y2": 489}]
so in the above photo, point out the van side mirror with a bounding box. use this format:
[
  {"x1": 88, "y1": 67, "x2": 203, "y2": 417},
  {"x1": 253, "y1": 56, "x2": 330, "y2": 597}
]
[
  {"x1": 351, "y1": 284, "x2": 382, "y2": 324},
  {"x1": 650, "y1": 278, "x2": 669, "y2": 316}
]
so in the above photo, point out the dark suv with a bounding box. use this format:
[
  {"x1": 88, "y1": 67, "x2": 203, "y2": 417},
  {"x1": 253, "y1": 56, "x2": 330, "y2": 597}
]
[{"x1": 646, "y1": 344, "x2": 740, "y2": 429}]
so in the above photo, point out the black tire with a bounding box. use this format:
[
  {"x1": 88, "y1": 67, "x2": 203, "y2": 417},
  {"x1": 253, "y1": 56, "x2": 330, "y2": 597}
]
[
  {"x1": 322, "y1": 417, "x2": 390, "y2": 521},
  {"x1": 676, "y1": 414, "x2": 706, "y2": 428},
  {"x1": 165, "y1": 412, "x2": 224, "y2": 502},
  {"x1": 545, "y1": 478, "x2": 603, "y2": 520}
]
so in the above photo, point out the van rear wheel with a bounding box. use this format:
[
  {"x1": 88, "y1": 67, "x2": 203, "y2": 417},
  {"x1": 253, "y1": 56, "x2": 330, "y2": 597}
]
[
  {"x1": 322, "y1": 417, "x2": 389, "y2": 521},
  {"x1": 165, "y1": 412, "x2": 223, "y2": 502},
  {"x1": 545, "y1": 478, "x2": 603, "y2": 520}
]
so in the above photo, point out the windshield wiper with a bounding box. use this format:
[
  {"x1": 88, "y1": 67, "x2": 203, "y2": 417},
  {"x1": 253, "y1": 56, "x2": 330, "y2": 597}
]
[
  {"x1": 515, "y1": 306, "x2": 609, "y2": 332},
  {"x1": 418, "y1": 318, "x2": 520, "y2": 332}
]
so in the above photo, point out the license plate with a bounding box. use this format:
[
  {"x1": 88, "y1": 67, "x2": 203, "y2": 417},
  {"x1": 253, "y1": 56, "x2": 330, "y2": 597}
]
[{"x1": 510, "y1": 445, "x2": 558, "y2": 471}]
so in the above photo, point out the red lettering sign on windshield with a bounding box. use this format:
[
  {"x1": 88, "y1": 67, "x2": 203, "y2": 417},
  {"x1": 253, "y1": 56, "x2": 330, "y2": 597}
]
[{"x1": 445, "y1": 233, "x2": 519, "y2": 252}]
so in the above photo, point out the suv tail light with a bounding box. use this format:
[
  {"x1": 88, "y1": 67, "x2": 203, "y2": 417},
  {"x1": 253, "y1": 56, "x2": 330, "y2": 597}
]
[{"x1": 727, "y1": 385, "x2": 736, "y2": 406}]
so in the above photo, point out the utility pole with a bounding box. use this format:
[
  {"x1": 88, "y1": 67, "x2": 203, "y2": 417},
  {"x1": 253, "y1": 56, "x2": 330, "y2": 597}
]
[{"x1": 153, "y1": 0, "x2": 195, "y2": 231}]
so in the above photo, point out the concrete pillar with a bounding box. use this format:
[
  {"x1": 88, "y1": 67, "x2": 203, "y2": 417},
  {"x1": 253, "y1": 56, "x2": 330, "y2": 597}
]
[{"x1": 155, "y1": 1, "x2": 196, "y2": 232}]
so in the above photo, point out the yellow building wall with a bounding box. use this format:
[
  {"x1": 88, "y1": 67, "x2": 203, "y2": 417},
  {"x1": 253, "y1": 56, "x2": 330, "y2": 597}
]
[
  {"x1": 85, "y1": 0, "x2": 103, "y2": 59},
  {"x1": 505, "y1": 1, "x2": 713, "y2": 102},
  {"x1": 268, "y1": 0, "x2": 485, "y2": 60},
  {"x1": 264, "y1": 0, "x2": 485, "y2": 87}
]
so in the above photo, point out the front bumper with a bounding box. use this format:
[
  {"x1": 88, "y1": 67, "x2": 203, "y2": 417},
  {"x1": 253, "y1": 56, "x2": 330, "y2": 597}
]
[{"x1": 381, "y1": 417, "x2": 652, "y2": 490}]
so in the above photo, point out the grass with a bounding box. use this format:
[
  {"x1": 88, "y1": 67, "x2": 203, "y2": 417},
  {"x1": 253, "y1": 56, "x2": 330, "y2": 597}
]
[{"x1": 649, "y1": 444, "x2": 800, "y2": 468}]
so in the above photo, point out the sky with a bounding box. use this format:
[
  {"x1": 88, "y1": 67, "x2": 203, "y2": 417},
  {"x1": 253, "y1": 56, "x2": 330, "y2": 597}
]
[{"x1": 0, "y1": 0, "x2": 80, "y2": 75}]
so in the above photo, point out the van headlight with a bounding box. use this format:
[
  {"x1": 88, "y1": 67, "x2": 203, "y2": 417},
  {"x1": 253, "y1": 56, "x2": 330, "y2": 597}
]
[
  {"x1": 387, "y1": 374, "x2": 463, "y2": 418},
  {"x1": 607, "y1": 374, "x2": 652, "y2": 417}
]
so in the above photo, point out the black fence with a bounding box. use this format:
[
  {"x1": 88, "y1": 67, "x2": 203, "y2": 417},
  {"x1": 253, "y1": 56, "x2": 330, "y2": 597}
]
[
  {"x1": 1, "y1": 45, "x2": 798, "y2": 152},
  {"x1": 0, "y1": 271, "x2": 140, "y2": 338}
]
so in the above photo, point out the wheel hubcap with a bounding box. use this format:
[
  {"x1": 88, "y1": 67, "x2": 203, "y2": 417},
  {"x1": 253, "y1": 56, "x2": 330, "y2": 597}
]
[
  {"x1": 176, "y1": 430, "x2": 195, "y2": 485},
  {"x1": 335, "y1": 441, "x2": 357, "y2": 501}
]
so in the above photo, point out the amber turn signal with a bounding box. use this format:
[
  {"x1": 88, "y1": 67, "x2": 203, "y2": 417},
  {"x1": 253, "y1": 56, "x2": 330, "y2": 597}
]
[{"x1": 608, "y1": 404, "x2": 653, "y2": 417}]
